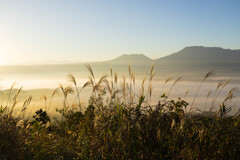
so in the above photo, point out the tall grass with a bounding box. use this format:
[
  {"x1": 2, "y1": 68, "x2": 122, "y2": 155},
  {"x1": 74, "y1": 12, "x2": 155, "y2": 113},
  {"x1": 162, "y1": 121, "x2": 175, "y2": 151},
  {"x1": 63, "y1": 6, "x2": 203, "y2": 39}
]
[{"x1": 0, "y1": 64, "x2": 240, "y2": 159}]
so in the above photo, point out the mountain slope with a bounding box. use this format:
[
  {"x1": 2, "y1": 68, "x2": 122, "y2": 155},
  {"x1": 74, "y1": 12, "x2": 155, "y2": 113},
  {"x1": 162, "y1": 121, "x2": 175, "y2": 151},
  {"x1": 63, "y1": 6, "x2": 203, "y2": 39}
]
[
  {"x1": 108, "y1": 54, "x2": 153, "y2": 65},
  {"x1": 154, "y1": 46, "x2": 240, "y2": 73},
  {"x1": 156, "y1": 46, "x2": 240, "y2": 64}
]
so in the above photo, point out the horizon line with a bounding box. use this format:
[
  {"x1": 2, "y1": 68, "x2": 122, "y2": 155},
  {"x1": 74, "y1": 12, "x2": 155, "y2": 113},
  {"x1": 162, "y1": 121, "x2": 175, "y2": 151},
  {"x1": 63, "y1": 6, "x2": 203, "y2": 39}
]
[{"x1": 1, "y1": 45, "x2": 239, "y2": 66}]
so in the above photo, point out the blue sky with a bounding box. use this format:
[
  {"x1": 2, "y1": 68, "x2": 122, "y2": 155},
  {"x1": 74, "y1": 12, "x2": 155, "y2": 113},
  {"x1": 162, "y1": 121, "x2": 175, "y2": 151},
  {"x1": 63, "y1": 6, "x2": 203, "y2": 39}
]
[{"x1": 0, "y1": 0, "x2": 239, "y2": 65}]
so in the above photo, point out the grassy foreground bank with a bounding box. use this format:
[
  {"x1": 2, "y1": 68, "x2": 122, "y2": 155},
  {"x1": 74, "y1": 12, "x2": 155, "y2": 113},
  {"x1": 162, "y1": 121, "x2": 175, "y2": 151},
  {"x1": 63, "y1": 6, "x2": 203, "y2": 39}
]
[{"x1": 1, "y1": 65, "x2": 240, "y2": 160}]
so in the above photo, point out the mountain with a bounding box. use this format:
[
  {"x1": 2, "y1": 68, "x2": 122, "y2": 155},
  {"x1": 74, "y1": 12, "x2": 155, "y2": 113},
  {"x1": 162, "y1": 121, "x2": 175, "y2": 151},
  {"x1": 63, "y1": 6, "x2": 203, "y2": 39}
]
[
  {"x1": 1, "y1": 46, "x2": 240, "y2": 81},
  {"x1": 108, "y1": 54, "x2": 153, "y2": 65},
  {"x1": 156, "y1": 46, "x2": 240, "y2": 64},
  {"x1": 153, "y1": 46, "x2": 240, "y2": 74}
]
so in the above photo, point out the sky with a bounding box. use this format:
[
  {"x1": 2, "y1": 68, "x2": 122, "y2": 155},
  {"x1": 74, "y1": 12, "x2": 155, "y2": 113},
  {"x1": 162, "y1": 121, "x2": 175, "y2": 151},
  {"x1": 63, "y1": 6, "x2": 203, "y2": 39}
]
[{"x1": 0, "y1": 0, "x2": 240, "y2": 65}]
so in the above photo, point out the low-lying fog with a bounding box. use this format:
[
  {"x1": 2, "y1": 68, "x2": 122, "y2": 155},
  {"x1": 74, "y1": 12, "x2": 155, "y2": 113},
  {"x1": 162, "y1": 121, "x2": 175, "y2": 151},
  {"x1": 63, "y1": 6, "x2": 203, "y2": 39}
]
[{"x1": 0, "y1": 73, "x2": 239, "y2": 118}]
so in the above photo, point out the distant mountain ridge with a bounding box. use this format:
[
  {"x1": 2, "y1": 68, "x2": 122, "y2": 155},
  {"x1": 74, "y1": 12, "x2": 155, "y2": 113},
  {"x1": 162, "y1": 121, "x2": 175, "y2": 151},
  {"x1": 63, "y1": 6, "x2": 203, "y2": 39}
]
[
  {"x1": 103, "y1": 46, "x2": 240, "y2": 75},
  {"x1": 107, "y1": 46, "x2": 240, "y2": 65},
  {"x1": 156, "y1": 46, "x2": 240, "y2": 64},
  {"x1": 1, "y1": 46, "x2": 240, "y2": 79}
]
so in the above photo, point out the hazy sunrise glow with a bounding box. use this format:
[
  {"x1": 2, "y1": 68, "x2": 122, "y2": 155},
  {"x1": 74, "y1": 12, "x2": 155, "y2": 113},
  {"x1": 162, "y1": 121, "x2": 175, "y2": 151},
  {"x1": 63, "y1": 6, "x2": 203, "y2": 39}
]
[
  {"x1": 1, "y1": 1, "x2": 240, "y2": 159},
  {"x1": 0, "y1": 0, "x2": 240, "y2": 65}
]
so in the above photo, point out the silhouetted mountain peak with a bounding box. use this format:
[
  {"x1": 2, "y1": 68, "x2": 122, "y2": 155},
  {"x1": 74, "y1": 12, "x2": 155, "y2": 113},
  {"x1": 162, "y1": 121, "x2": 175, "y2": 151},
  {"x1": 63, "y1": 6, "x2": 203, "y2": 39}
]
[
  {"x1": 109, "y1": 54, "x2": 152, "y2": 64},
  {"x1": 115, "y1": 53, "x2": 151, "y2": 60}
]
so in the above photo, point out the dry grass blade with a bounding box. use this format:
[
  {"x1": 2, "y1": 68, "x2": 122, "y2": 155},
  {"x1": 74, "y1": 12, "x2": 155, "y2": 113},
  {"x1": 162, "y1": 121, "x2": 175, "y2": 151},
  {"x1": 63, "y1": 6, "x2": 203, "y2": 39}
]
[
  {"x1": 212, "y1": 79, "x2": 232, "y2": 107},
  {"x1": 59, "y1": 84, "x2": 74, "y2": 119},
  {"x1": 110, "y1": 68, "x2": 114, "y2": 89},
  {"x1": 165, "y1": 77, "x2": 172, "y2": 85},
  {"x1": 184, "y1": 89, "x2": 189, "y2": 98},
  {"x1": 211, "y1": 81, "x2": 223, "y2": 107},
  {"x1": 160, "y1": 77, "x2": 172, "y2": 96},
  {"x1": 133, "y1": 74, "x2": 135, "y2": 86},
  {"x1": 121, "y1": 76, "x2": 126, "y2": 98},
  {"x1": 205, "y1": 90, "x2": 212, "y2": 110},
  {"x1": 10, "y1": 82, "x2": 16, "y2": 90},
  {"x1": 207, "y1": 90, "x2": 212, "y2": 100},
  {"x1": 43, "y1": 95, "x2": 47, "y2": 101},
  {"x1": 65, "y1": 86, "x2": 74, "y2": 95},
  {"x1": 104, "y1": 79, "x2": 112, "y2": 95},
  {"x1": 82, "y1": 81, "x2": 91, "y2": 89},
  {"x1": 23, "y1": 96, "x2": 32, "y2": 108},
  {"x1": 217, "y1": 81, "x2": 224, "y2": 90},
  {"x1": 93, "y1": 75, "x2": 108, "y2": 95},
  {"x1": 130, "y1": 72, "x2": 135, "y2": 84},
  {"x1": 43, "y1": 95, "x2": 47, "y2": 110},
  {"x1": 88, "y1": 76, "x2": 94, "y2": 87},
  {"x1": 223, "y1": 87, "x2": 237, "y2": 103},
  {"x1": 110, "y1": 67, "x2": 113, "y2": 77},
  {"x1": 128, "y1": 64, "x2": 131, "y2": 76},
  {"x1": 12, "y1": 86, "x2": 23, "y2": 102},
  {"x1": 149, "y1": 83, "x2": 153, "y2": 99},
  {"x1": 67, "y1": 73, "x2": 77, "y2": 86},
  {"x1": 204, "y1": 69, "x2": 214, "y2": 80},
  {"x1": 167, "y1": 77, "x2": 181, "y2": 97},
  {"x1": 191, "y1": 70, "x2": 214, "y2": 108},
  {"x1": 141, "y1": 75, "x2": 146, "y2": 96},
  {"x1": 9, "y1": 86, "x2": 23, "y2": 115},
  {"x1": 71, "y1": 80, "x2": 90, "y2": 110},
  {"x1": 98, "y1": 75, "x2": 108, "y2": 86},
  {"x1": 20, "y1": 96, "x2": 32, "y2": 118},
  {"x1": 59, "y1": 84, "x2": 64, "y2": 93},
  {"x1": 149, "y1": 63, "x2": 155, "y2": 82},
  {"x1": 48, "y1": 88, "x2": 59, "y2": 110},
  {"x1": 85, "y1": 63, "x2": 95, "y2": 79},
  {"x1": 114, "y1": 72, "x2": 118, "y2": 85},
  {"x1": 223, "y1": 79, "x2": 231, "y2": 88},
  {"x1": 52, "y1": 88, "x2": 59, "y2": 97},
  {"x1": 150, "y1": 63, "x2": 154, "y2": 76},
  {"x1": 59, "y1": 84, "x2": 74, "y2": 97},
  {"x1": 93, "y1": 84, "x2": 103, "y2": 94},
  {"x1": 7, "y1": 82, "x2": 16, "y2": 107},
  {"x1": 150, "y1": 71, "x2": 155, "y2": 82},
  {"x1": 112, "y1": 89, "x2": 121, "y2": 98}
]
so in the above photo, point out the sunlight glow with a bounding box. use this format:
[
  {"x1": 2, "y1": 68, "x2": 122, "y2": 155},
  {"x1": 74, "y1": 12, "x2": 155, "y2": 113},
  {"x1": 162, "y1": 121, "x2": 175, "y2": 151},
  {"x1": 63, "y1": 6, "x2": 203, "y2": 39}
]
[
  {"x1": 0, "y1": 54, "x2": 3, "y2": 65},
  {"x1": 0, "y1": 53, "x2": 9, "y2": 65}
]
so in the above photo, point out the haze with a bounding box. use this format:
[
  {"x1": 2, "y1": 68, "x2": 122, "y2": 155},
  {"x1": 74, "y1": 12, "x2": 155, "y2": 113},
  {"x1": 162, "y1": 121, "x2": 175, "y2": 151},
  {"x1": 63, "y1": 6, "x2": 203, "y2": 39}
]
[
  {"x1": 0, "y1": 0, "x2": 240, "y2": 65},
  {"x1": 0, "y1": 1, "x2": 240, "y2": 115}
]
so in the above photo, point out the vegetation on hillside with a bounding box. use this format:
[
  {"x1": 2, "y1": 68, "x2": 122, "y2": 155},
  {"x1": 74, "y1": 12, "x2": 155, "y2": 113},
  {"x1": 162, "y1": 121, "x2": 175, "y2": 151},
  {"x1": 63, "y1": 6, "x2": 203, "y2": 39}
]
[{"x1": 0, "y1": 64, "x2": 239, "y2": 160}]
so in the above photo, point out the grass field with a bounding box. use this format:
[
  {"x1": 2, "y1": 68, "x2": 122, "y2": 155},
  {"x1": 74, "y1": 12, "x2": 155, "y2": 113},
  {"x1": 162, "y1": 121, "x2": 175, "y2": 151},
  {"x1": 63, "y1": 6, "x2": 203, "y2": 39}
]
[{"x1": 1, "y1": 64, "x2": 240, "y2": 159}]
